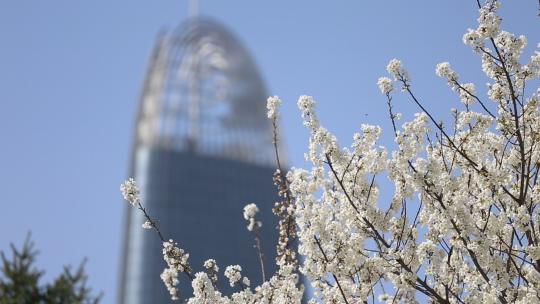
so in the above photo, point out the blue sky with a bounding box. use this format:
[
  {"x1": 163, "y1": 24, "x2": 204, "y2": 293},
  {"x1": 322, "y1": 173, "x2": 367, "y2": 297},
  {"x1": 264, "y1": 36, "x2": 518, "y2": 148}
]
[{"x1": 0, "y1": 1, "x2": 538, "y2": 302}]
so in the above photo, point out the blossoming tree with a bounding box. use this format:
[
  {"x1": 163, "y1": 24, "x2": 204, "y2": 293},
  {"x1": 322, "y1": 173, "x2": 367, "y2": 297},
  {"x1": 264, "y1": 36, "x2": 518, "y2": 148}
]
[{"x1": 121, "y1": 1, "x2": 540, "y2": 302}]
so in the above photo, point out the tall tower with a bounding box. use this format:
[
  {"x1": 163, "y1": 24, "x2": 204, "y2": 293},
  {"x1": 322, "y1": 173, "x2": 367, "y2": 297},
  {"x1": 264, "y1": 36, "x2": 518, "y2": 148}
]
[{"x1": 119, "y1": 18, "x2": 281, "y2": 303}]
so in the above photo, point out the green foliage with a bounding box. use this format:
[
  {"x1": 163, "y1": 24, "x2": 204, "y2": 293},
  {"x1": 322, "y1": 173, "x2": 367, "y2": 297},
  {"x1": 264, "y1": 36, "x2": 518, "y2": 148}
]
[{"x1": 0, "y1": 235, "x2": 101, "y2": 304}]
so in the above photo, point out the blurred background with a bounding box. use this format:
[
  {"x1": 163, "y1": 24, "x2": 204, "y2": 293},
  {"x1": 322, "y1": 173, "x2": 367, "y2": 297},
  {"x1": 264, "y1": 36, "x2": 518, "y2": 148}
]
[{"x1": 0, "y1": 0, "x2": 537, "y2": 302}]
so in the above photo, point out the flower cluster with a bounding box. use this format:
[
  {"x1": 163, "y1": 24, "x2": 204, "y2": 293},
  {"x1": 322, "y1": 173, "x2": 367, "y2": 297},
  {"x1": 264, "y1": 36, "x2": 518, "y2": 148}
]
[
  {"x1": 141, "y1": 220, "x2": 153, "y2": 229},
  {"x1": 224, "y1": 265, "x2": 244, "y2": 287},
  {"x1": 266, "y1": 95, "x2": 282, "y2": 120},
  {"x1": 377, "y1": 76, "x2": 393, "y2": 94},
  {"x1": 120, "y1": 178, "x2": 140, "y2": 206},
  {"x1": 386, "y1": 58, "x2": 409, "y2": 84},
  {"x1": 435, "y1": 62, "x2": 457, "y2": 79},
  {"x1": 243, "y1": 203, "x2": 261, "y2": 232},
  {"x1": 161, "y1": 239, "x2": 191, "y2": 300},
  {"x1": 160, "y1": 268, "x2": 180, "y2": 301},
  {"x1": 188, "y1": 272, "x2": 225, "y2": 304},
  {"x1": 203, "y1": 259, "x2": 219, "y2": 272},
  {"x1": 203, "y1": 259, "x2": 219, "y2": 285}
]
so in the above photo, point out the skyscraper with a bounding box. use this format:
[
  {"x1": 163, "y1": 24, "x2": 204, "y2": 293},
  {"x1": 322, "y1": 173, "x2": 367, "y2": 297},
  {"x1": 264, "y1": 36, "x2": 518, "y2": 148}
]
[{"x1": 119, "y1": 18, "x2": 282, "y2": 303}]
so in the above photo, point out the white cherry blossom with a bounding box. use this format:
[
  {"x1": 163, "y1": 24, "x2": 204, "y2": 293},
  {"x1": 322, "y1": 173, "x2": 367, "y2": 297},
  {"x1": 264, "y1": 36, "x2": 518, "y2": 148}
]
[{"x1": 120, "y1": 1, "x2": 540, "y2": 302}]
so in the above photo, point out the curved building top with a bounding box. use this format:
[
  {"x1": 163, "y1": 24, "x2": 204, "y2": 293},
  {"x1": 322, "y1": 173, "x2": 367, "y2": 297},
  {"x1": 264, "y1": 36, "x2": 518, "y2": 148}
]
[{"x1": 133, "y1": 17, "x2": 281, "y2": 166}]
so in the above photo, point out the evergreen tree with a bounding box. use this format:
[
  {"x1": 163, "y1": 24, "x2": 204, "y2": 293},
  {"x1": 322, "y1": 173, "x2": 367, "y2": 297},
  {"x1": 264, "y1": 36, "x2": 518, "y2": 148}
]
[{"x1": 0, "y1": 235, "x2": 101, "y2": 304}]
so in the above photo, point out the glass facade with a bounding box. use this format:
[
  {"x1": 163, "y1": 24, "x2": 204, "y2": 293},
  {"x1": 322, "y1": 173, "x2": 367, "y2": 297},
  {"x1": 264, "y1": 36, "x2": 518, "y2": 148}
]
[{"x1": 120, "y1": 148, "x2": 278, "y2": 303}]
